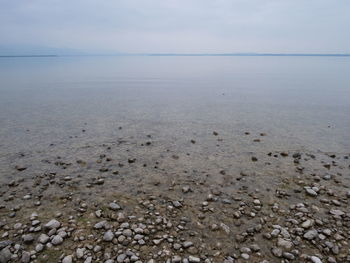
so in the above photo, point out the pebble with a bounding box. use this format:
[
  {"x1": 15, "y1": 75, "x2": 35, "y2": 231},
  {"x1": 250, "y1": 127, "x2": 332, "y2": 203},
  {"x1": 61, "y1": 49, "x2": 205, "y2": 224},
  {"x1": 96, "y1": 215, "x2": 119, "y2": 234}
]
[
  {"x1": 241, "y1": 253, "x2": 250, "y2": 260},
  {"x1": 310, "y1": 256, "x2": 323, "y2": 263},
  {"x1": 109, "y1": 202, "x2": 121, "y2": 210},
  {"x1": 0, "y1": 247, "x2": 12, "y2": 263},
  {"x1": 22, "y1": 234, "x2": 34, "y2": 243},
  {"x1": 44, "y1": 219, "x2": 61, "y2": 230},
  {"x1": 188, "y1": 256, "x2": 200, "y2": 262},
  {"x1": 21, "y1": 251, "x2": 31, "y2": 263},
  {"x1": 76, "y1": 248, "x2": 85, "y2": 258},
  {"x1": 303, "y1": 229, "x2": 318, "y2": 240},
  {"x1": 103, "y1": 230, "x2": 114, "y2": 241},
  {"x1": 305, "y1": 188, "x2": 318, "y2": 197},
  {"x1": 38, "y1": 234, "x2": 50, "y2": 244},
  {"x1": 183, "y1": 241, "x2": 193, "y2": 248},
  {"x1": 51, "y1": 235, "x2": 63, "y2": 245},
  {"x1": 277, "y1": 238, "x2": 293, "y2": 249},
  {"x1": 62, "y1": 255, "x2": 73, "y2": 263},
  {"x1": 301, "y1": 219, "x2": 313, "y2": 229}
]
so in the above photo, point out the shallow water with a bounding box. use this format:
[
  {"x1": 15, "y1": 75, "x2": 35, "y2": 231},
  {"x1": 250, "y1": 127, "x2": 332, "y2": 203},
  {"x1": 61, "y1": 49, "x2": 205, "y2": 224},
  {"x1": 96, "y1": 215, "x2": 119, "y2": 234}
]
[
  {"x1": 0, "y1": 56, "x2": 349, "y2": 155},
  {"x1": 1, "y1": 56, "x2": 350, "y2": 262}
]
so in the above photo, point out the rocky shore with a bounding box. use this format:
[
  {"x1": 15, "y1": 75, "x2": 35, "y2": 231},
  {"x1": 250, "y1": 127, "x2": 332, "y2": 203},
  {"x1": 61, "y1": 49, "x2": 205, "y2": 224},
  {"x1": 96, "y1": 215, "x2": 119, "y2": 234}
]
[{"x1": 1, "y1": 131, "x2": 349, "y2": 263}]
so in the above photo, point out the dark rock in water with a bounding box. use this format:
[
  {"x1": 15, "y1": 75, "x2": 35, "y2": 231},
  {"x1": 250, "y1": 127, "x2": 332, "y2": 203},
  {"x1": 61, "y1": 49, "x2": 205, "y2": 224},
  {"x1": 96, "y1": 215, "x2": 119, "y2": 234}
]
[
  {"x1": 15, "y1": 166, "x2": 27, "y2": 171},
  {"x1": 324, "y1": 164, "x2": 331, "y2": 169},
  {"x1": 293, "y1": 152, "x2": 301, "y2": 158},
  {"x1": 190, "y1": 139, "x2": 196, "y2": 144},
  {"x1": 128, "y1": 158, "x2": 136, "y2": 163},
  {"x1": 95, "y1": 178, "x2": 105, "y2": 185},
  {"x1": 260, "y1": 133, "x2": 266, "y2": 136},
  {"x1": 280, "y1": 152, "x2": 288, "y2": 157},
  {"x1": 213, "y1": 131, "x2": 219, "y2": 136},
  {"x1": 244, "y1": 132, "x2": 250, "y2": 135},
  {"x1": 251, "y1": 157, "x2": 258, "y2": 162}
]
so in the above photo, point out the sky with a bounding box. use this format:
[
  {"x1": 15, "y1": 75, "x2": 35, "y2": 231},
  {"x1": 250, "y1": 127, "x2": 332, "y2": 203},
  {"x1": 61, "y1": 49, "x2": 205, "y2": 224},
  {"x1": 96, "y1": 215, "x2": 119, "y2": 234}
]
[{"x1": 0, "y1": 0, "x2": 349, "y2": 54}]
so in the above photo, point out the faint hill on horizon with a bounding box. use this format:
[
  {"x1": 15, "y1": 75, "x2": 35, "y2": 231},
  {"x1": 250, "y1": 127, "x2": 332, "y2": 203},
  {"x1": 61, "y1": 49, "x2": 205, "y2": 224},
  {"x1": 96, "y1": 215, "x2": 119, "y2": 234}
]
[{"x1": 0, "y1": 44, "x2": 87, "y2": 56}]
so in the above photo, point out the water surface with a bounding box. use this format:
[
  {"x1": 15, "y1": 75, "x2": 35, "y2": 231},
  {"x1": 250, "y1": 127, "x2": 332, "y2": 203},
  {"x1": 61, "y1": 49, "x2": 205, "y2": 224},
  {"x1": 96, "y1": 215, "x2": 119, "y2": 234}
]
[{"x1": 0, "y1": 56, "x2": 349, "y2": 156}]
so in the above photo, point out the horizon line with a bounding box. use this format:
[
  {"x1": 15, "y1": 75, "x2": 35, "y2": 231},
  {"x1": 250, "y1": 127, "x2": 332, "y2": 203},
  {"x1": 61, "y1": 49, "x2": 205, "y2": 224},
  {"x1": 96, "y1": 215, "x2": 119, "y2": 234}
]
[{"x1": 1, "y1": 53, "x2": 350, "y2": 58}]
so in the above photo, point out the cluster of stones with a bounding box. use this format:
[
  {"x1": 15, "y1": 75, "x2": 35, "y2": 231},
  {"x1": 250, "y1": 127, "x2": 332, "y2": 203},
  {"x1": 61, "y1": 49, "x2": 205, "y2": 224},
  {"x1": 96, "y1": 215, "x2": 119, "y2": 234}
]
[{"x1": 0, "y1": 217, "x2": 70, "y2": 263}]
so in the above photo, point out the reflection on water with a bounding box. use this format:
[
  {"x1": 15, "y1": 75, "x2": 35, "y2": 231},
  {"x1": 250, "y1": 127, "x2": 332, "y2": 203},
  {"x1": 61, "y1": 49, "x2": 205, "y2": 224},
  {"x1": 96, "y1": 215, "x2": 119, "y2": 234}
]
[{"x1": 0, "y1": 56, "x2": 349, "y2": 155}]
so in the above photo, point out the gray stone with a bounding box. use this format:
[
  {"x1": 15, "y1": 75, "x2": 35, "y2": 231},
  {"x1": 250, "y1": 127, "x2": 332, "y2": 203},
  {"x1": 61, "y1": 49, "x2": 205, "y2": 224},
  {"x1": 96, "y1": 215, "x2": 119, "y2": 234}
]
[
  {"x1": 103, "y1": 230, "x2": 114, "y2": 242},
  {"x1": 271, "y1": 247, "x2": 283, "y2": 258},
  {"x1": 172, "y1": 255, "x2": 182, "y2": 262},
  {"x1": 183, "y1": 241, "x2": 193, "y2": 248},
  {"x1": 329, "y1": 209, "x2": 344, "y2": 216},
  {"x1": 21, "y1": 251, "x2": 31, "y2": 263},
  {"x1": 62, "y1": 255, "x2": 73, "y2": 263},
  {"x1": 35, "y1": 244, "x2": 44, "y2": 252},
  {"x1": 38, "y1": 234, "x2": 50, "y2": 244},
  {"x1": 117, "y1": 253, "x2": 126, "y2": 262},
  {"x1": 283, "y1": 252, "x2": 295, "y2": 260},
  {"x1": 172, "y1": 201, "x2": 182, "y2": 208},
  {"x1": 109, "y1": 202, "x2": 121, "y2": 211},
  {"x1": 301, "y1": 219, "x2": 313, "y2": 229},
  {"x1": 277, "y1": 238, "x2": 293, "y2": 250},
  {"x1": 76, "y1": 248, "x2": 85, "y2": 259},
  {"x1": 94, "y1": 220, "x2": 107, "y2": 229},
  {"x1": 52, "y1": 235, "x2": 63, "y2": 245},
  {"x1": 188, "y1": 256, "x2": 200, "y2": 263},
  {"x1": 0, "y1": 241, "x2": 12, "y2": 250},
  {"x1": 0, "y1": 247, "x2": 12, "y2": 263},
  {"x1": 44, "y1": 219, "x2": 60, "y2": 230},
  {"x1": 310, "y1": 256, "x2": 323, "y2": 263},
  {"x1": 22, "y1": 234, "x2": 34, "y2": 243},
  {"x1": 303, "y1": 229, "x2": 318, "y2": 240},
  {"x1": 305, "y1": 188, "x2": 318, "y2": 197}
]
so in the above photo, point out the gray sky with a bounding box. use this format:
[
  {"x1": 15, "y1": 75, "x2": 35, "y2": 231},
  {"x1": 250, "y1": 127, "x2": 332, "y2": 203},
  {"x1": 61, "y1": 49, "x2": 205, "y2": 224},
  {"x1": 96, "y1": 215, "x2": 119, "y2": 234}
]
[{"x1": 0, "y1": 0, "x2": 349, "y2": 53}]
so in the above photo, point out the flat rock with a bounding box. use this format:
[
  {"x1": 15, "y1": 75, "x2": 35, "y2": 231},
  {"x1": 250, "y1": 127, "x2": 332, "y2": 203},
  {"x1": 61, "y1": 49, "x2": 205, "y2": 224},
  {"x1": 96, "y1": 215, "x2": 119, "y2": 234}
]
[{"x1": 329, "y1": 209, "x2": 344, "y2": 216}]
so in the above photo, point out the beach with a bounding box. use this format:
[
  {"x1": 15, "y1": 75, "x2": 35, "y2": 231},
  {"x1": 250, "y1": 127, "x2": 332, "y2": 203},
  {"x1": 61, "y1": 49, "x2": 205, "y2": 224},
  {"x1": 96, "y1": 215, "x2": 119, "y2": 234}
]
[{"x1": 0, "y1": 56, "x2": 350, "y2": 263}]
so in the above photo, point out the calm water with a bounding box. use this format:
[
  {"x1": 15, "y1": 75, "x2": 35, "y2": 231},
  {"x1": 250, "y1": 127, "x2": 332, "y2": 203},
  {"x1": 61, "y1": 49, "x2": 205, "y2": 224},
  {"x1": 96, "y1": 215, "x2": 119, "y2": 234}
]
[{"x1": 0, "y1": 56, "x2": 349, "y2": 156}]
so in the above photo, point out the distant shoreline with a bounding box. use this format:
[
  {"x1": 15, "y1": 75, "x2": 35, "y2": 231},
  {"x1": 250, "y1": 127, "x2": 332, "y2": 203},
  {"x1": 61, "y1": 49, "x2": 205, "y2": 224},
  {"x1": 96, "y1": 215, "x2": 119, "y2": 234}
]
[
  {"x1": 0, "y1": 55, "x2": 58, "y2": 58},
  {"x1": 1, "y1": 53, "x2": 350, "y2": 58}
]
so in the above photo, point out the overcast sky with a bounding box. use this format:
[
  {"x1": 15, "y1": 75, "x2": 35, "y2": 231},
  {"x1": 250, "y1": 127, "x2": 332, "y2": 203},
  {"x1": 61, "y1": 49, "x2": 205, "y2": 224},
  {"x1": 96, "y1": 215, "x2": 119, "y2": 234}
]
[{"x1": 0, "y1": 0, "x2": 349, "y2": 53}]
